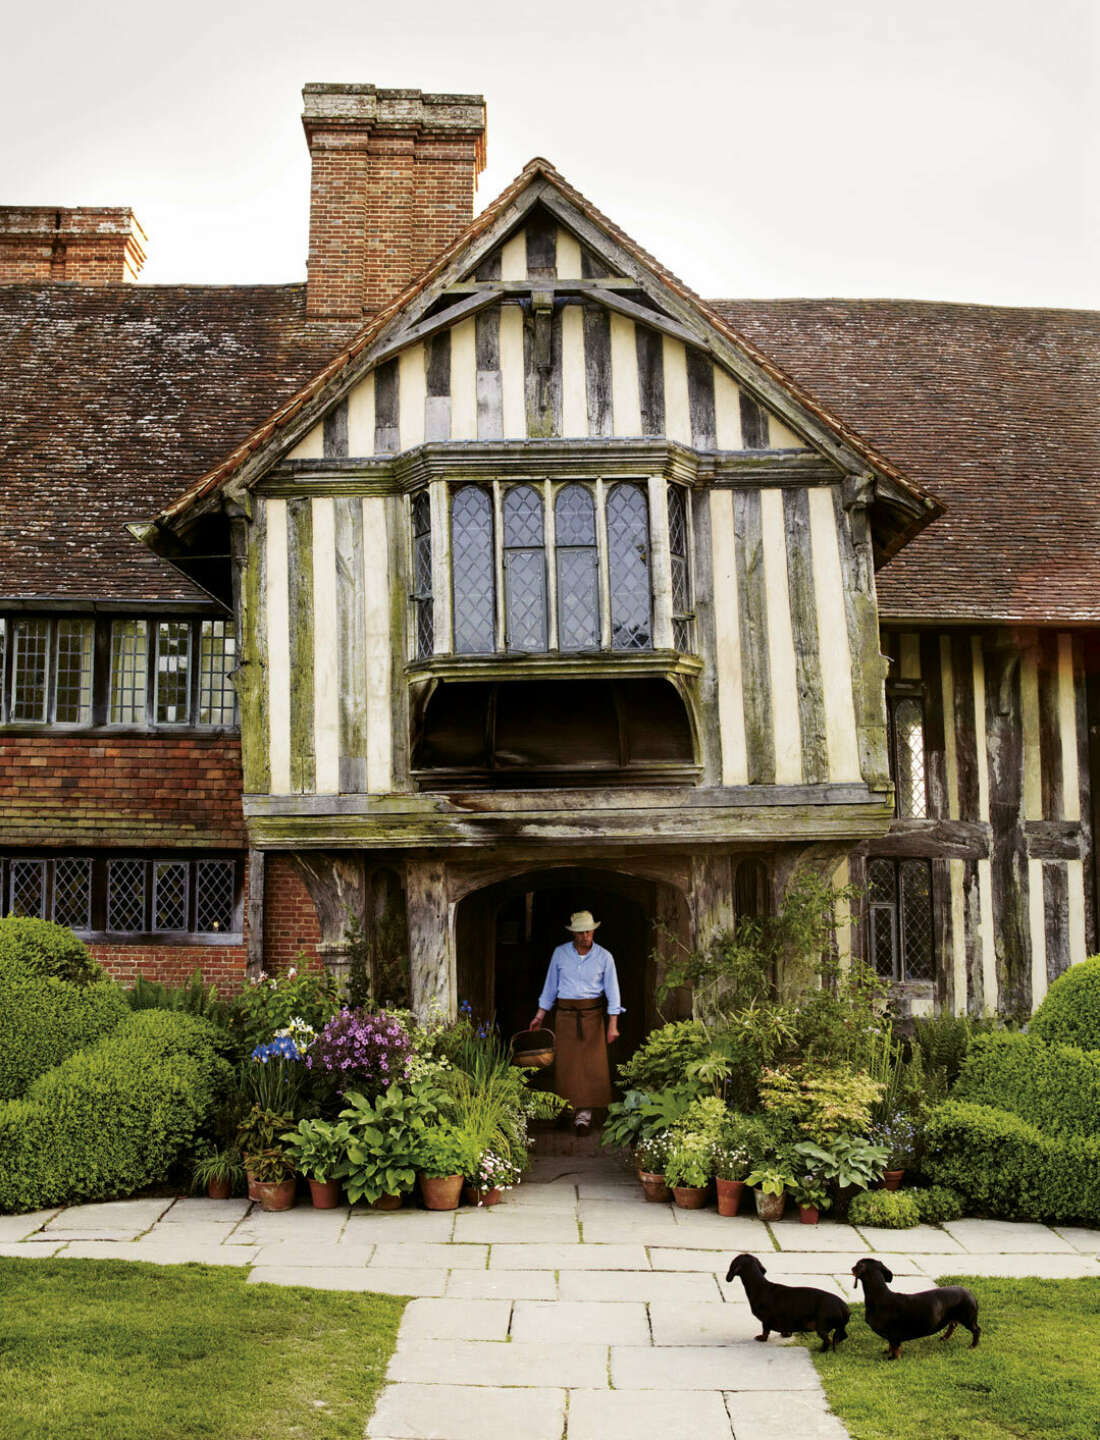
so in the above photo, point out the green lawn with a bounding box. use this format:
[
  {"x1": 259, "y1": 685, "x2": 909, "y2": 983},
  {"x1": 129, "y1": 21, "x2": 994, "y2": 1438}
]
[
  {"x1": 0, "y1": 1258, "x2": 406, "y2": 1440},
  {"x1": 806, "y1": 1276, "x2": 1100, "y2": 1440}
]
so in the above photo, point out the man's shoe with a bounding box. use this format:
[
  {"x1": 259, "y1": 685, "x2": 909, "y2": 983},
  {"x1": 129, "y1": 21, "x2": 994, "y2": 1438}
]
[{"x1": 574, "y1": 1108, "x2": 592, "y2": 1137}]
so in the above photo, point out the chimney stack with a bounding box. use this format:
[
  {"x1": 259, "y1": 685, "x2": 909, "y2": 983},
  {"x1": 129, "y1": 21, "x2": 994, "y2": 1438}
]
[
  {"x1": 0, "y1": 207, "x2": 147, "y2": 284},
  {"x1": 302, "y1": 84, "x2": 487, "y2": 320}
]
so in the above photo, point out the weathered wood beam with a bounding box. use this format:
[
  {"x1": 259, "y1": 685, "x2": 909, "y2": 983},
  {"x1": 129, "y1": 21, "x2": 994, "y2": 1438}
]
[
  {"x1": 857, "y1": 819, "x2": 992, "y2": 860},
  {"x1": 442, "y1": 278, "x2": 639, "y2": 295}
]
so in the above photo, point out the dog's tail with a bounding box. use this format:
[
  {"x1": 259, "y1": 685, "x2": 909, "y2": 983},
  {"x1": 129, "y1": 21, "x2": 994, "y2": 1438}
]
[{"x1": 833, "y1": 1323, "x2": 848, "y2": 1346}]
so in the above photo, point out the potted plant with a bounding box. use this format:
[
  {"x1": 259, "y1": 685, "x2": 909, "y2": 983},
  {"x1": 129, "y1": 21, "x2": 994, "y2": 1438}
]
[
  {"x1": 237, "y1": 1106, "x2": 295, "y2": 1201},
  {"x1": 664, "y1": 1132, "x2": 713, "y2": 1209},
  {"x1": 417, "y1": 1122, "x2": 475, "y2": 1211},
  {"x1": 338, "y1": 1086, "x2": 425, "y2": 1208},
  {"x1": 745, "y1": 1160, "x2": 794, "y2": 1222},
  {"x1": 789, "y1": 1172, "x2": 832, "y2": 1225},
  {"x1": 281, "y1": 1117, "x2": 350, "y2": 1208},
  {"x1": 872, "y1": 1114, "x2": 920, "y2": 1190},
  {"x1": 245, "y1": 1147, "x2": 297, "y2": 1211},
  {"x1": 463, "y1": 1149, "x2": 519, "y2": 1207},
  {"x1": 793, "y1": 1135, "x2": 889, "y2": 1220},
  {"x1": 634, "y1": 1133, "x2": 671, "y2": 1203},
  {"x1": 711, "y1": 1115, "x2": 760, "y2": 1217},
  {"x1": 191, "y1": 1146, "x2": 245, "y2": 1201}
]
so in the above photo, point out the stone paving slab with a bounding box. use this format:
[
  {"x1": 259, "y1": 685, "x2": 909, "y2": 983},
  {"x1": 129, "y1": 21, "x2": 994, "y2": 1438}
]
[
  {"x1": 248, "y1": 1242, "x2": 373, "y2": 1267},
  {"x1": 941, "y1": 1218, "x2": 1076, "y2": 1253},
  {"x1": 511, "y1": 1299, "x2": 650, "y2": 1344},
  {"x1": 445, "y1": 1268, "x2": 557, "y2": 1300},
  {"x1": 725, "y1": 1389, "x2": 850, "y2": 1440},
  {"x1": 495, "y1": 1185, "x2": 578, "y2": 1210},
  {"x1": 451, "y1": 1212, "x2": 580, "y2": 1243},
  {"x1": 37, "y1": 1229, "x2": 150, "y2": 1244},
  {"x1": 43, "y1": 1199, "x2": 172, "y2": 1231},
  {"x1": 567, "y1": 1388, "x2": 735, "y2": 1440},
  {"x1": 853, "y1": 1224, "x2": 964, "y2": 1253},
  {"x1": 369, "y1": 1242, "x2": 488, "y2": 1270},
  {"x1": 655, "y1": 1247, "x2": 922, "y2": 1276},
  {"x1": 489, "y1": 1242, "x2": 649, "y2": 1269},
  {"x1": 558, "y1": 1269, "x2": 727, "y2": 1304},
  {"x1": 649, "y1": 1300, "x2": 771, "y2": 1346},
  {"x1": 660, "y1": 1217, "x2": 772, "y2": 1249},
  {"x1": 388, "y1": 1339, "x2": 609, "y2": 1388},
  {"x1": 249, "y1": 1265, "x2": 446, "y2": 1296},
  {"x1": 56, "y1": 1240, "x2": 251, "y2": 1266},
  {"x1": 158, "y1": 1198, "x2": 251, "y2": 1224},
  {"x1": 611, "y1": 1342, "x2": 819, "y2": 1390},
  {"x1": 770, "y1": 1221, "x2": 867, "y2": 1251},
  {"x1": 0, "y1": 1209, "x2": 61, "y2": 1241},
  {"x1": 581, "y1": 1220, "x2": 687, "y2": 1246},
  {"x1": 0, "y1": 1241, "x2": 66, "y2": 1258},
  {"x1": 141, "y1": 1221, "x2": 244, "y2": 1245},
  {"x1": 367, "y1": 1383, "x2": 565, "y2": 1440},
  {"x1": 233, "y1": 1211, "x2": 351, "y2": 1244},
  {"x1": 345, "y1": 1212, "x2": 456, "y2": 1242},
  {"x1": 399, "y1": 1298, "x2": 512, "y2": 1341},
  {"x1": 913, "y1": 1252, "x2": 1100, "y2": 1279},
  {"x1": 1055, "y1": 1226, "x2": 1100, "y2": 1254}
]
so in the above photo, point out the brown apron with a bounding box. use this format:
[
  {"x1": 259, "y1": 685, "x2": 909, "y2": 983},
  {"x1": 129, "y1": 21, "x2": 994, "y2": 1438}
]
[{"x1": 554, "y1": 998, "x2": 611, "y2": 1109}]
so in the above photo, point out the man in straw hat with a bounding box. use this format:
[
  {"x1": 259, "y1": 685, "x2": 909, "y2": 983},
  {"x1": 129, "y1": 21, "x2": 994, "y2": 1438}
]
[{"x1": 529, "y1": 910, "x2": 623, "y2": 1135}]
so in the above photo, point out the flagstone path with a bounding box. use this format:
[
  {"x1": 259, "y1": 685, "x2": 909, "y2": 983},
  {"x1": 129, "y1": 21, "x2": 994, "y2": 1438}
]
[{"x1": 3, "y1": 1155, "x2": 1098, "y2": 1439}]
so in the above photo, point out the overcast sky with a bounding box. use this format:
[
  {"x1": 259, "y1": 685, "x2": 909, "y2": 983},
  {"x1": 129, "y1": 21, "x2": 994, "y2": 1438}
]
[{"x1": 3, "y1": 0, "x2": 1096, "y2": 307}]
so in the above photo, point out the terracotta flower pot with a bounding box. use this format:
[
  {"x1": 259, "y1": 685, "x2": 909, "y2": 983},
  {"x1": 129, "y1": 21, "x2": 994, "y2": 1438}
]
[
  {"x1": 639, "y1": 1171, "x2": 671, "y2": 1204},
  {"x1": 753, "y1": 1187, "x2": 786, "y2": 1222},
  {"x1": 372, "y1": 1192, "x2": 403, "y2": 1211},
  {"x1": 419, "y1": 1173, "x2": 464, "y2": 1211},
  {"x1": 463, "y1": 1184, "x2": 502, "y2": 1207},
  {"x1": 246, "y1": 1170, "x2": 261, "y2": 1203},
  {"x1": 883, "y1": 1169, "x2": 905, "y2": 1191},
  {"x1": 672, "y1": 1184, "x2": 708, "y2": 1210},
  {"x1": 308, "y1": 1177, "x2": 342, "y2": 1209},
  {"x1": 255, "y1": 1178, "x2": 296, "y2": 1212},
  {"x1": 207, "y1": 1178, "x2": 232, "y2": 1201},
  {"x1": 715, "y1": 1178, "x2": 745, "y2": 1216},
  {"x1": 799, "y1": 1204, "x2": 820, "y2": 1225}
]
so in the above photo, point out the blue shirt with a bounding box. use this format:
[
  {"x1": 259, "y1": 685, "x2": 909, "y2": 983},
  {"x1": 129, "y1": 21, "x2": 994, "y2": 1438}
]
[{"x1": 538, "y1": 940, "x2": 624, "y2": 1015}]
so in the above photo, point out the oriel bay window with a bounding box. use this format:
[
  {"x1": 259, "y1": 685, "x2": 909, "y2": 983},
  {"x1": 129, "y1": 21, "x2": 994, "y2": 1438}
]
[{"x1": 424, "y1": 478, "x2": 694, "y2": 659}]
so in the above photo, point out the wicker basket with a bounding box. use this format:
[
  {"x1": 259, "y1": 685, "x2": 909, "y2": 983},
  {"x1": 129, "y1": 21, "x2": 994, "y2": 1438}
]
[{"x1": 510, "y1": 1027, "x2": 556, "y2": 1069}]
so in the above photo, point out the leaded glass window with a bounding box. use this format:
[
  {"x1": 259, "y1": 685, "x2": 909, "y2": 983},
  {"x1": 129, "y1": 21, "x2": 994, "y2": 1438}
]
[
  {"x1": 503, "y1": 485, "x2": 548, "y2": 652},
  {"x1": 199, "y1": 620, "x2": 237, "y2": 725},
  {"x1": 110, "y1": 620, "x2": 149, "y2": 723},
  {"x1": 153, "y1": 860, "x2": 189, "y2": 931},
  {"x1": 555, "y1": 485, "x2": 599, "y2": 651},
  {"x1": 10, "y1": 859, "x2": 46, "y2": 918},
  {"x1": 412, "y1": 493, "x2": 434, "y2": 660},
  {"x1": 108, "y1": 858, "x2": 148, "y2": 932},
  {"x1": 54, "y1": 619, "x2": 94, "y2": 724},
  {"x1": 196, "y1": 859, "x2": 236, "y2": 933},
  {"x1": 53, "y1": 857, "x2": 92, "y2": 930},
  {"x1": 155, "y1": 621, "x2": 192, "y2": 725},
  {"x1": 668, "y1": 485, "x2": 692, "y2": 652},
  {"x1": 451, "y1": 487, "x2": 496, "y2": 654},
  {"x1": 867, "y1": 857, "x2": 934, "y2": 982},
  {"x1": 11, "y1": 619, "x2": 50, "y2": 722},
  {"x1": 893, "y1": 698, "x2": 927, "y2": 818},
  {"x1": 606, "y1": 483, "x2": 652, "y2": 651}
]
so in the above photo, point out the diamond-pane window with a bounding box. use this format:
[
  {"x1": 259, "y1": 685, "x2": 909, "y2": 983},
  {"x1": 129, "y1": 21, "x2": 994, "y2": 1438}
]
[
  {"x1": 503, "y1": 486, "x2": 547, "y2": 652},
  {"x1": 11, "y1": 619, "x2": 50, "y2": 722},
  {"x1": 555, "y1": 486, "x2": 599, "y2": 651},
  {"x1": 153, "y1": 860, "x2": 189, "y2": 931},
  {"x1": 110, "y1": 621, "x2": 149, "y2": 723},
  {"x1": 668, "y1": 486, "x2": 692, "y2": 652},
  {"x1": 451, "y1": 487, "x2": 496, "y2": 654},
  {"x1": 894, "y1": 699, "x2": 927, "y2": 818},
  {"x1": 899, "y1": 860, "x2": 935, "y2": 980},
  {"x1": 53, "y1": 858, "x2": 92, "y2": 930},
  {"x1": 196, "y1": 860, "x2": 235, "y2": 933},
  {"x1": 54, "y1": 620, "x2": 94, "y2": 724},
  {"x1": 412, "y1": 493, "x2": 434, "y2": 659},
  {"x1": 606, "y1": 484, "x2": 652, "y2": 651},
  {"x1": 10, "y1": 859, "x2": 46, "y2": 917},
  {"x1": 199, "y1": 620, "x2": 238, "y2": 725},
  {"x1": 108, "y1": 859, "x2": 147, "y2": 931},
  {"x1": 156, "y1": 621, "x2": 192, "y2": 724}
]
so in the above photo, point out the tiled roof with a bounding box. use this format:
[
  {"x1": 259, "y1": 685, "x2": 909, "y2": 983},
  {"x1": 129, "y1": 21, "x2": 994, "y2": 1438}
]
[
  {"x1": 0, "y1": 284, "x2": 354, "y2": 602},
  {"x1": 710, "y1": 299, "x2": 1100, "y2": 624}
]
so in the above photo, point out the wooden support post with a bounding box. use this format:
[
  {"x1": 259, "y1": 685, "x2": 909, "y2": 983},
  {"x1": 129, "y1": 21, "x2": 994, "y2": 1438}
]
[
  {"x1": 292, "y1": 852, "x2": 367, "y2": 994},
  {"x1": 648, "y1": 474, "x2": 674, "y2": 650},
  {"x1": 246, "y1": 848, "x2": 265, "y2": 981},
  {"x1": 406, "y1": 859, "x2": 454, "y2": 1021}
]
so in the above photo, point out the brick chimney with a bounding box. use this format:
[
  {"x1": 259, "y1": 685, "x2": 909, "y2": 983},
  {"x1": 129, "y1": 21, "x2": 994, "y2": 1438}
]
[
  {"x1": 302, "y1": 84, "x2": 487, "y2": 319},
  {"x1": 0, "y1": 207, "x2": 147, "y2": 284}
]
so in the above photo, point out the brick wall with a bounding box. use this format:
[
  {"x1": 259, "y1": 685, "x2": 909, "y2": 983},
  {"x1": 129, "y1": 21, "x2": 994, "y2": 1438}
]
[
  {"x1": 0, "y1": 733, "x2": 246, "y2": 847},
  {"x1": 89, "y1": 940, "x2": 248, "y2": 992},
  {"x1": 263, "y1": 853, "x2": 321, "y2": 973},
  {"x1": 0, "y1": 207, "x2": 146, "y2": 283}
]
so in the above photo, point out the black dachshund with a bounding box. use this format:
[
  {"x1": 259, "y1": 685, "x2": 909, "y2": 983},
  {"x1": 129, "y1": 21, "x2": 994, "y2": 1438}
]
[
  {"x1": 852, "y1": 1257, "x2": 981, "y2": 1360},
  {"x1": 725, "y1": 1253, "x2": 850, "y2": 1351}
]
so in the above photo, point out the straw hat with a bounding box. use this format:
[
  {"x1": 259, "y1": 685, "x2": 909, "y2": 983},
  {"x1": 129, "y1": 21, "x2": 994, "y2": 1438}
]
[{"x1": 565, "y1": 910, "x2": 600, "y2": 931}]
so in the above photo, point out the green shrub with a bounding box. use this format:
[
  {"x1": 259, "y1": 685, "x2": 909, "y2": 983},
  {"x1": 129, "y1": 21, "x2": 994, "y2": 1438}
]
[
  {"x1": 848, "y1": 1189, "x2": 921, "y2": 1229},
  {"x1": 0, "y1": 952, "x2": 129, "y2": 1101},
  {"x1": 0, "y1": 1010, "x2": 230, "y2": 1213},
  {"x1": 924, "y1": 1100, "x2": 1100, "y2": 1224},
  {"x1": 954, "y1": 1032, "x2": 1100, "y2": 1135},
  {"x1": 616, "y1": 1021, "x2": 710, "y2": 1092},
  {"x1": 910, "y1": 1012, "x2": 987, "y2": 1087},
  {"x1": 128, "y1": 970, "x2": 231, "y2": 1029},
  {"x1": 913, "y1": 1184, "x2": 965, "y2": 1224},
  {"x1": 1031, "y1": 955, "x2": 1100, "y2": 1050},
  {"x1": 0, "y1": 917, "x2": 102, "y2": 985}
]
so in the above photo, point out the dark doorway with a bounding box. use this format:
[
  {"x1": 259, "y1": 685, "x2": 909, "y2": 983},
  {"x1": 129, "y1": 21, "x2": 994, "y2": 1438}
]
[{"x1": 455, "y1": 867, "x2": 659, "y2": 1071}]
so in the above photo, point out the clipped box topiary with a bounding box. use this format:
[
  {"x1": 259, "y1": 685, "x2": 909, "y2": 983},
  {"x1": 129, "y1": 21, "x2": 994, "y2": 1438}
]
[
  {"x1": 848, "y1": 1188, "x2": 921, "y2": 1229},
  {"x1": 1030, "y1": 954, "x2": 1100, "y2": 1051}
]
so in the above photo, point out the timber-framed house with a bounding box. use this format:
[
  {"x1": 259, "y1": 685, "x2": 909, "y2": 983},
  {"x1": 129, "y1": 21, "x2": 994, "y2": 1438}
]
[{"x1": 1, "y1": 83, "x2": 1096, "y2": 1044}]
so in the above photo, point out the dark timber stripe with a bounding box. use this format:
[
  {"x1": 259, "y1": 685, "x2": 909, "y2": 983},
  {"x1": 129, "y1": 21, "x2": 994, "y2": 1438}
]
[
  {"x1": 580, "y1": 245, "x2": 609, "y2": 279},
  {"x1": 920, "y1": 630, "x2": 949, "y2": 820},
  {"x1": 425, "y1": 331, "x2": 452, "y2": 443},
  {"x1": 739, "y1": 391, "x2": 769, "y2": 449},
  {"x1": 783, "y1": 488, "x2": 828, "y2": 784},
  {"x1": 983, "y1": 634, "x2": 1028, "y2": 1013},
  {"x1": 525, "y1": 208, "x2": 557, "y2": 278},
  {"x1": 374, "y1": 359, "x2": 399, "y2": 454},
  {"x1": 582, "y1": 305, "x2": 613, "y2": 437},
  {"x1": 523, "y1": 301, "x2": 563, "y2": 438},
  {"x1": 733, "y1": 488, "x2": 775, "y2": 785},
  {"x1": 238, "y1": 503, "x2": 269, "y2": 794},
  {"x1": 1043, "y1": 861, "x2": 1070, "y2": 985},
  {"x1": 1036, "y1": 632, "x2": 1063, "y2": 819},
  {"x1": 475, "y1": 247, "x2": 502, "y2": 281},
  {"x1": 686, "y1": 346, "x2": 717, "y2": 449},
  {"x1": 286, "y1": 497, "x2": 315, "y2": 794},
  {"x1": 951, "y1": 632, "x2": 979, "y2": 821},
  {"x1": 833, "y1": 488, "x2": 886, "y2": 786},
  {"x1": 323, "y1": 398, "x2": 348, "y2": 458},
  {"x1": 476, "y1": 306, "x2": 504, "y2": 440},
  {"x1": 335, "y1": 497, "x2": 368, "y2": 793},
  {"x1": 635, "y1": 324, "x2": 665, "y2": 436}
]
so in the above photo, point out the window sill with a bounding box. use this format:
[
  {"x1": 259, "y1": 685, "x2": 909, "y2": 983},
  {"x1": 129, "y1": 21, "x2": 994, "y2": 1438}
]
[
  {"x1": 406, "y1": 649, "x2": 703, "y2": 683},
  {"x1": 75, "y1": 930, "x2": 244, "y2": 946},
  {"x1": 0, "y1": 724, "x2": 240, "y2": 738},
  {"x1": 412, "y1": 763, "x2": 703, "y2": 791}
]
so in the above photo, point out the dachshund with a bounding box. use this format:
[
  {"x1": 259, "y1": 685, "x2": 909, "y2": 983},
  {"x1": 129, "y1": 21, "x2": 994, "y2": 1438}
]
[
  {"x1": 725, "y1": 1252, "x2": 850, "y2": 1351},
  {"x1": 852, "y1": 1257, "x2": 981, "y2": 1360}
]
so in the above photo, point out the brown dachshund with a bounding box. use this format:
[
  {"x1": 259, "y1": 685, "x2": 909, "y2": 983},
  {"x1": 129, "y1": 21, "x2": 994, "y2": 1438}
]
[{"x1": 852, "y1": 1257, "x2": 981, "y2": 1360}]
